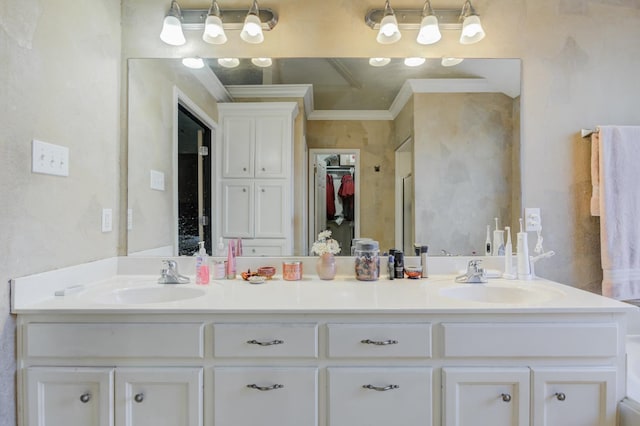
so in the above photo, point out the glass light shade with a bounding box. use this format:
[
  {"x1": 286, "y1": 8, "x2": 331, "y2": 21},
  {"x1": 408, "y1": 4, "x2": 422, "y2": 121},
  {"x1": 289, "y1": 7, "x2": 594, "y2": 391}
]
[
  {"x1": 460, "y1": 14, "x2": 485, "y2": 44},
  {"x1": 182, "y1": 57, "x2": 205, "y2": 69},
  {"x1": 159, "y1": 15, "x2": 186, "y2": 46},
  {"x1": 404, "y1": 57, "x2": 426, "y2": 67},
  {"x1": 251, "y1": 57, "x2": 272, "y2": 67},
  {"x1": 369, "y1": 57, "x2": 391, "y2": 67},
  {"x1": 240, "y1": 14, "x2": 264, "y2": 44},
  {"x1": 203, "y1": 15, "x2": 227, "y2": 44},
  {"x1": 441, "y1": 57, "x2": 464, "y2": 67},
  {"x1": 416, "y1": 15, "x2": 441, "y2": 45},
  {"x1": 376, "y1": 15, "x2": 401, "y2": 44},
  {"x1": 218, "y1": 58, "x2": 240, "y2": 68}
]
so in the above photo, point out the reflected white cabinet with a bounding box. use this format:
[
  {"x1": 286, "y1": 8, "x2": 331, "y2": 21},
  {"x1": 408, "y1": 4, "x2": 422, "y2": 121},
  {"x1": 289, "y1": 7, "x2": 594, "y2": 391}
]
[
  {"x1": 531, "y1": 367, "x2": 616, "y2": 426},
  {"x1": 217, "y1": 102, "x2": 298, "y2": 254},
  {"x1": 26, "y1": 367, "x2": 114, "y2": 426},
  {"x1": 213, "y1": 367, "x2": 318, "y2": 426},
  {"x1": 115, "y1": 368, "x2": 203, "y2": 426},
  {"x1": 328, "y1": 367, "x2": 432, "y2": 426},
  {"x1": 442, "y1": 367, "x2": 530, "y2": 426}
]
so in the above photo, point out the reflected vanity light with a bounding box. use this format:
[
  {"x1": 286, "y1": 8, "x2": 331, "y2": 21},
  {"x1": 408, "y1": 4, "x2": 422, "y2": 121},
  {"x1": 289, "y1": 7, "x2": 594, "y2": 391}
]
[
  {"x1": 218, "y1": 58, "x2": 240, "y2": 68},
  {"x1": 441, "y1": 57, "x2": 464, "y2": 67},
  {"x1": 182, "y1": 57, "x2": 205, "y2": 69},
  {"x1": 366, "y1": 0, "x2": 485, "y2": 46},
  {"x1": 160, "y1": 1, "x2": 278, "y2": 46},
  {"x1": 251, "y1": 57, "x2": 272, "y2": 67},
  {"x1": 160, "y1": 0, "x2": 186, "y2": 46},
  {"x1": 404, "y1": 57, "x2": 426, "y2": 67},
  {"x1": 369, "y1": 57, "x2": 391, "y2": 67}
]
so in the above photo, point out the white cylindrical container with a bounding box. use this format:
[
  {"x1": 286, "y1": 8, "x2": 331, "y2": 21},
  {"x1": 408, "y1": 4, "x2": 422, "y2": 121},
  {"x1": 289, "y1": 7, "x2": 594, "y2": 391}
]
[{"x1": 517, "y1": 231, "x2": 531, "y2": 279}]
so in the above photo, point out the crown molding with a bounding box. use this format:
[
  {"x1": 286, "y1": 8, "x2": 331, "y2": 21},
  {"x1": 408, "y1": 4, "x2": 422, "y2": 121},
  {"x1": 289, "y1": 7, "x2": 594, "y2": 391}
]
[
  {"x1": 307, "y1": 110, "x2": 394, "y2": 121},
  {"x1": 226, "y1": 84, "x2": 313, "y2": 118}
]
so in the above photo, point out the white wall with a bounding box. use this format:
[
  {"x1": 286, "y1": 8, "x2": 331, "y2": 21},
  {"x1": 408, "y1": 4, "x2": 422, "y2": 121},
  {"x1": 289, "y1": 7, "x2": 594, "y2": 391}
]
[{"x1": 0, "y1": 0, "x2": 121, "y2": 423}]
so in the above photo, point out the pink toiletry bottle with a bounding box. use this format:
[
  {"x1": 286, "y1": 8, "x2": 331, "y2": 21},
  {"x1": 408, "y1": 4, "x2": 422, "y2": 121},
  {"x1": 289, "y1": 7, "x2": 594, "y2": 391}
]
[
  {"x1": 195, "y1": 241, "x2": 210, "y2": 285},
  {"x1": 226, "y1": 240, "x2": 236, "y2": 279}
]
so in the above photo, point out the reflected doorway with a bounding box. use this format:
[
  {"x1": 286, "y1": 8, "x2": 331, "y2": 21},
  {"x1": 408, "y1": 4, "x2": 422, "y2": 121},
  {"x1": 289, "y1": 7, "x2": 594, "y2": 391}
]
[
  {"x1": 177, "y1": 104, "x2": 212, "y2": 255},
  {"x1": 308, "y1": 149, "x2": 360, "y2": 256}
]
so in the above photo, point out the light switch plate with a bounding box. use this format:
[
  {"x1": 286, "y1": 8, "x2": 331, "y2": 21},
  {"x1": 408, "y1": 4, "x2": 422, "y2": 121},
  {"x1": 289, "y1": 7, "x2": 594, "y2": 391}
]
[
  {"x1": 32, "y1": 139, "x2": 69, "y2": 176},
  {"x1": 150, "y1": 169, "x2": 165, "y2": 191},
  {"x1": 102, "y1": 208, "x2": 113, "y2": 233}
]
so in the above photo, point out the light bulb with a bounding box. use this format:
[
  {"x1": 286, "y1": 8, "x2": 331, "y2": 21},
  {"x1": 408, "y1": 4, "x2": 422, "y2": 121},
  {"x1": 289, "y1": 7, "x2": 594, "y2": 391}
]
[
  {"x1": 241, "y1": 14, "x2": 264, "y2": 43},
  {"x1": 416, "y1": 14, "x2": 441, "y2": 45},
  {"x1": 159, "y1": 15, "x2": 185, "y2": 46},
  {"x1": 369, "y1": 58, "x2": 391, "y2": 67},
  {"x1": 251, "y1": 57, "x2": 272, "y2": 67},
  {"x1": 460, "y1": 14, "x2": 485, "y2": 44},
  {"x1": 218, "y1": 58, "x2": 240, "y2": 68},
  {"x1": 404, "y1": 57, "x2": 426, "y2": 67},
  {"x1": 182, "y1": 57, "x2": 205, "y2": 69},
  {"x1": 376, "y1": 14, "x2": 401, "y2": 44},
  {"x1": 203, "y1": 15, "x2": 227, "y2": 44}
]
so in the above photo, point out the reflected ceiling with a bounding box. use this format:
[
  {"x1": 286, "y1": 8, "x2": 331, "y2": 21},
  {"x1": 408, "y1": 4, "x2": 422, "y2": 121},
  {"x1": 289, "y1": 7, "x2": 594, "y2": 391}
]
[{"x1": 207, "y1": 58, "x2": 520, "y2": 111}]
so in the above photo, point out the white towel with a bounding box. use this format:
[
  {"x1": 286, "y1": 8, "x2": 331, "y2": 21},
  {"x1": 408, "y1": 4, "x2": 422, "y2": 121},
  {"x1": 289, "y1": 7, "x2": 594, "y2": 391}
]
[
  {"x1": 590, "y1": 131, "x2": 600, "y2": 216},
  {"x1": 598, "y1": 125, "x2": 640, "y2": 300}
]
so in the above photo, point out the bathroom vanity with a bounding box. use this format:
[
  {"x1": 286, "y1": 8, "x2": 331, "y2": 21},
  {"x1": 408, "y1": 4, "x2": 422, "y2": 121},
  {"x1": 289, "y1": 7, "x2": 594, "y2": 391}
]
[{"x1": 11, "y1": 257, "x2": 633, "y2": 426}]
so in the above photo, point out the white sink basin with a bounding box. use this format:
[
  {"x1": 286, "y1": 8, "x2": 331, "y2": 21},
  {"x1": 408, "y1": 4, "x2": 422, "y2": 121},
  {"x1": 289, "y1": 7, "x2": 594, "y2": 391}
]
[
  {"x1": 94, "y1": 286, "x2": 207, "y2": 305},
  {"x1": 440, "y1": 284, "x2": 562, "y2": 304}
]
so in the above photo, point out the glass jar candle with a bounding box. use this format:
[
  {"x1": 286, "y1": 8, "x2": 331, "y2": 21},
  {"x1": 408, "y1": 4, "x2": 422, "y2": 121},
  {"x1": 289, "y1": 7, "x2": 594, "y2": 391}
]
[{"x1": 354, "y1": 240, "x2": 380, "y2": 281}]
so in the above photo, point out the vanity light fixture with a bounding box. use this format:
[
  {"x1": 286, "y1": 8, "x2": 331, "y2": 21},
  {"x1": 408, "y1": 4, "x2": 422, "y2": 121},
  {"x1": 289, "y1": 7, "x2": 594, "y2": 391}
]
[
  {"x1": 182, "y1": 57, "x2": 205, "y2": 69},
  {"x1": 416, "y1": 0, "x2": 441, "y2": 45},
  {"x1": 365, "y1": 0, "x2": 485, "y2": 46},
  {"x1": 459, "y1": 0, "x2": 485, "y2": 45},
  {"x1": 369, "y1": 57, "x2": 391, "y2": 67},
  {"x1": 218, "y1": 58, "x2": 240, "y2": 68},
  {"x1": 376, "y1": 0, "x2": 402, "y2": 44},
  {"x1": 251, "y1": 57, "x2": 272, "y2": 67},
  {"x1": 404, "y1": 57, "x2": 426, "y2": 67},
  {"x1": 159, "y1": 1, "x2": 278, "y2": 46},
  {"x1": 240, "y1": 0, "x2": 265, "y2": 44},
  {"x1": 160, "y1": 0, "x2": 186, "y2": 46},
  {"x1": 202, "y1": 0, "x2": 227, "y2": 44}
]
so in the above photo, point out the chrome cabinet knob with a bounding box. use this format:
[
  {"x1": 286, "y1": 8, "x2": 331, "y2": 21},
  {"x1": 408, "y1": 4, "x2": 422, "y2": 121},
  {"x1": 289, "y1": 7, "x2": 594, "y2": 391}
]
[
  {"x1": 555, "y1": 392, "x2": 566, "y2": 401},
  {"x1": 501, "y1": 393, "x2": 512, "y2": 402},
  {"x1": 134, "y1": 393, "x2": 144, "y2": 403},
  {"x1": 80, "y1": 393, "x2": 91, "y2": 403}
]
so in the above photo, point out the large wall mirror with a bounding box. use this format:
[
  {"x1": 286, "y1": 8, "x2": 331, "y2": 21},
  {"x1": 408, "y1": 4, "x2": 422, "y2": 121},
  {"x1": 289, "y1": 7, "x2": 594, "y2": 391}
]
[{"x1": 127, "y1": 57, "x2": 521, "y2": 257}]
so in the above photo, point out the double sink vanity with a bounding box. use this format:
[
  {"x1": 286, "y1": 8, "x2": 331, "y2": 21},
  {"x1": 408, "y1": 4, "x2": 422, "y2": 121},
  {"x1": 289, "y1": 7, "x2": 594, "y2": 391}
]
[{"x1": 11, "y1": 256, "x2": 634, "y2": 426}]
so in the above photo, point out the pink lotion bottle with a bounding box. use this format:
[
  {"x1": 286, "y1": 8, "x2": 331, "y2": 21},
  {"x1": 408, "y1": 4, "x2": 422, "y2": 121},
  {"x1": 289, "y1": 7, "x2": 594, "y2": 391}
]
[{"x1": 195, "y1": 241, "x2": 210, "y2": 285}]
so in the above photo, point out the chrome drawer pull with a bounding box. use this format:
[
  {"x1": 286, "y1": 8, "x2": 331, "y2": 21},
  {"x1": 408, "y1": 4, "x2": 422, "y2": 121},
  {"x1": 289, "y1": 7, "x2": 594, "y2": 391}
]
[
  {"x1": 501, "y1": 393, "x2": 512, "y2": 402},
  {"x1": 555, "y1": 392, "x2": 566, "y2": 401},
  {"x1": 246, "y1": 339, "x2": 284, "y2": 346},
  {"x1": 360, "y1": 339, "x2": 398, "y2": 346},
  {"x1": 79, "y1": 393, "x2": 91, "y2": 403},
  {"x1": 362, "y1": 384, "x2": 399, "y2": 392},
  {"x1": 247, "y1": 384, "x2": 284, "y2": 391},
  {"x1": 134, "y1": 393, "x2": 144, "y2": 403}
]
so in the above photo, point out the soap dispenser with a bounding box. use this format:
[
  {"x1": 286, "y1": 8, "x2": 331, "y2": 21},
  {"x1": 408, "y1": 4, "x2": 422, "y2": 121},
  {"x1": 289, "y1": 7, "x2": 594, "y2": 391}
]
[{"x1": 195, "y1": 241, "x2": 210, "y2": 285}]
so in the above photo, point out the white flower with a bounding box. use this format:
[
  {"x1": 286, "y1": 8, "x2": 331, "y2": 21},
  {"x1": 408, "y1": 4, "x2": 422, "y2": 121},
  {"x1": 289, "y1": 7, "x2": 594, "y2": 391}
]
[{"x1": 311, "y1": 230, "x2": 341, "y2": 255}]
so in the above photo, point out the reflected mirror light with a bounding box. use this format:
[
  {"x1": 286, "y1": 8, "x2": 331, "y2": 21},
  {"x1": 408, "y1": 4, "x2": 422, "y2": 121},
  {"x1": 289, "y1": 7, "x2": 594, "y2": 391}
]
[
  {"x1": 369, "y1": 57, "x2": 391, "y2": 67},
  {"x1": 182, "y1": 57, "x2": 205, "y2": 69},
  {"x1": 404, "y1": 57, "x2": 426, "y2": 67},
  {"x1": 218, "y1": 58, "x2": 240, "y2": 68}
]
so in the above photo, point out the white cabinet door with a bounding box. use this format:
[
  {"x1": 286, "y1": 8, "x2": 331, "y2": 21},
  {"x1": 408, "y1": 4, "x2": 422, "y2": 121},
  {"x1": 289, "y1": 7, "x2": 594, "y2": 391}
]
[
  {"x1": 221, "y1": 116, "x2": 254, "y2": 178},
  {"x1": 254, "y1": 181, "x2": 287, "y2": 238},
  {"x1": 221, "y1": 180, "x2": 253, "y2": 238},
  {"x1": 254, "y1": 115, "x2": 288, "y2": 178},
  {"x1": 26, "y1": 367, "x2": 114, "y2": 426},
  {"x1": 115, "y1": 367, "x2": 202, "y2": 426},
  {"x1": 328, "y1": 367, "x2": 432, "y2": 426},
  {"x1": 532, "y1": 367, "x2": 616, "y2": 426},
  {"x1": 443, "y1": 367, "x2": 530, "y2": 426},
  {"x1": 214, "y1": 367, "x2": 318, "y2": 426}
]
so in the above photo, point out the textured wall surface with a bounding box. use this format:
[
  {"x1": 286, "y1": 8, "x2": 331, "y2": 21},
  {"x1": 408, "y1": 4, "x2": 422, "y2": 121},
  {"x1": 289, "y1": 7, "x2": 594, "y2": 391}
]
[
  {"x1": 413, "y1": 93, "x2": 516, "y2": 256},
  {"x1": 0, "y1": 0, "x2": 121, "y2": 424}
]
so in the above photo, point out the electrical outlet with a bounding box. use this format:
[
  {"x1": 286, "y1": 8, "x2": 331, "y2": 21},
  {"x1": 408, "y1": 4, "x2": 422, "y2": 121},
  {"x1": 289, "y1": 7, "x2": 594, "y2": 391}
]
[
  {"x1": 32, "y1": 139, "x2": 69, "y2": 176},
  {"x1": 102, "y1": 208, "x2": 113, "y2": 233},
  {"x1": 525, "y1": 207, "x2": 541, "y2": 232}
]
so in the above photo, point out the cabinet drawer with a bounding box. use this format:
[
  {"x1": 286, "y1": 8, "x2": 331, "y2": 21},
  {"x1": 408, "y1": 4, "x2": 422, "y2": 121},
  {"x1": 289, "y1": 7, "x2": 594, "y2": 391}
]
[
  {"x1": 327, "y1": 323, "x2": 432, "y2": 358},
  {"x1": 214, "y1": 367, "x2": 318, "y2": 426},
  {"x1": 25, "y1": 322, "x2": 204, "y2": 359},
  {"x1": 328, "y1": 367, "x2": 433, "y2": 426},
  {"x1": 442, "y1": 323, "x2": 618, "y2": 358},
  {"x1": 213, "y1": 323, "x2": 318, "y2": 358}
]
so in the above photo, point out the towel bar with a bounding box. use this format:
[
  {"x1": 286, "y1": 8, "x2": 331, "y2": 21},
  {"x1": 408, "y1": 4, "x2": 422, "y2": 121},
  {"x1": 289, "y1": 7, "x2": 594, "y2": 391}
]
[{"x1": 582, "y1": 128, "x2": 599, "y2": 138}]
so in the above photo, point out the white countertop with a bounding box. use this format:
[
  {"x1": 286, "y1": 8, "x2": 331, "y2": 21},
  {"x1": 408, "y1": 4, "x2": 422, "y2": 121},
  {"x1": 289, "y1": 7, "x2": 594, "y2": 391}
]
[{"x1": 11, "y1": 272, "x2": 635, "y2": 315}]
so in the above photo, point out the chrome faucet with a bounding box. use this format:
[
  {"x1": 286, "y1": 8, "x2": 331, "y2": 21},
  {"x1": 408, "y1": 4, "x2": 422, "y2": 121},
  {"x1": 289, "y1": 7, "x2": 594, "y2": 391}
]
[
  {"x1": 455, "y1": 260, "x2": 488, "y2": 284},
  {"x1": 158, "y1": 260, "x2": 190, "y2": 284}
]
